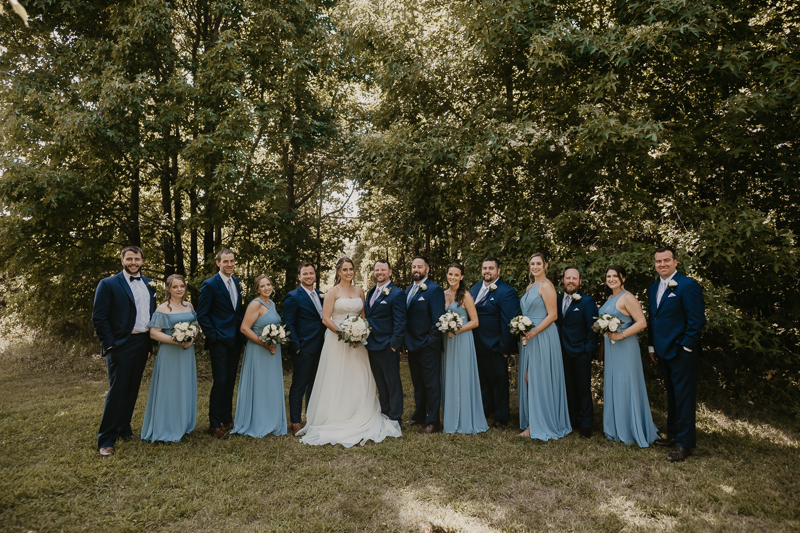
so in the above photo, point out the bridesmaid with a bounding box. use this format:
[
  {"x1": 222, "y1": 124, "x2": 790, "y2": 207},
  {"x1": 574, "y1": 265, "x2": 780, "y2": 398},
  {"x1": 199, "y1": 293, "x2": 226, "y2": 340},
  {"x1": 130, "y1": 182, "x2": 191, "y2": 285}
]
[
  {"x1": 518, "y1": 253, "x2": 572, "y2": 441},
  {"x1": 441, "y1": 263, "x2": 489, "y2": 435},
  {"x1": 231, "y1": 275, "x2": 288, "y2": 437},
  {"x1": 142, "y1": 275, "x2": 198, "y2": 442},
  {"x1": 599, "y1": 265, "x2": 659, "y2": 447}
]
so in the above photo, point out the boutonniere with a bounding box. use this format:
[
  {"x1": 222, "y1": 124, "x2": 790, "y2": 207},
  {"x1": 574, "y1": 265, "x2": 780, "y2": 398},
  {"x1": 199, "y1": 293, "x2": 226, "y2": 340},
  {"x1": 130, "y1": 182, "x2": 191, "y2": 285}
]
[
  {"x1": 319, "y1": 292, "x2": 325, "y2": 299},
  {"x1": 667, "y1": 280, "x2": 678, "y2": 291},
  {"x1": 237, "y1": 281, "x2": 246, "y2": 294},
  {"x1": 489, "y1": 283, "x2": 497, "y2": 291},
  {"x1": 147, "y1": 280, "x2": 157, "y2": 290},
  {"x1": 571, "y1": 293, "x2": 582, "y2": 302},
  {"x1": 382, "y1": 286, "x2": 391, "y2": 296},
  {"x1": 419, "y1": 282, "x2": 427, "y2": 291}
]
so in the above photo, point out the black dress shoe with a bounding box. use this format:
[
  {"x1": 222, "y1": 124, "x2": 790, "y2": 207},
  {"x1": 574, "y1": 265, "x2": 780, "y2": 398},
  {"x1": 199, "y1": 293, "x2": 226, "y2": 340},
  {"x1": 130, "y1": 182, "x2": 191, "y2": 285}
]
[
  {"x1": 403, "y1": 419, "x2": 421, "y2": 427},
  {"x1": 491, "y1": 420, "x2": 508, "y2": 429},
  {"x1": 579, "y1": 427, "x2": 592, "y2": 438},
  {"x1": 666, "y1": 445, "x2": 692, "y2": 462},
  {"x1": 654, "y1": 437, "x2": 675, "y2": 447},
  {"x1": 420, "y1": 424, "x2": 439, "y2": 435}
]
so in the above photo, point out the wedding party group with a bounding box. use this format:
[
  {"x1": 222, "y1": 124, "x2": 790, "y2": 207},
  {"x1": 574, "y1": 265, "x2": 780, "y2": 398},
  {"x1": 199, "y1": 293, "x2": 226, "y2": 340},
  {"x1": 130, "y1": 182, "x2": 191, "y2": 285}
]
[{"x1": 92, "y1": 245, "x2": 705, "y2": 463}]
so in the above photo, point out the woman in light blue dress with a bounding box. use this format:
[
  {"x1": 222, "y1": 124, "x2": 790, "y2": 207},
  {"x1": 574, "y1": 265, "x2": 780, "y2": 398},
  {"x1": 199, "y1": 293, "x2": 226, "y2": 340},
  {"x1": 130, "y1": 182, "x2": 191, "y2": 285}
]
[
  {"x1": 143, "y1": 274, "x2": 198, "y2": 442},
  {"x1": 232, "y1": 275, "x2": 288, "y2": 437},
  {"x1": 441, "y1": 263, "x2": 489, "y2": 435},
  {"x1": 599, "y1": 265, "x2": 659, "y2": 447},
  {"x1": 518, "y1": 253, "x2": 572, "y2": 441}
]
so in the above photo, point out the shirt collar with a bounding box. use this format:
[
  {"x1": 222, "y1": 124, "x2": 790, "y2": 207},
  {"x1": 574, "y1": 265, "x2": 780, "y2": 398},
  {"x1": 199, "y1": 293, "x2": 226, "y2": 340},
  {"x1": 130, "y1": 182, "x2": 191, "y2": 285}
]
[
  {"x1": 123, "y1": 271, "x2": 141, "y2": 280},
  {"x1": 375, "y1": 282, "x2": 390, "y2": 291},
  {"x1": 303, "y1": 286, "x2": 317, "y2": 296},
  {"x1": 484, "y1": 277, "x2": 498, "y2": 287},
  {"x1": 219, "y1": 272, "x2": 232, "y2": 284},
  {"x1": 415, "y1": 277, "x2": 428, "y2": 287},
  {"x1": 660, "y1": 271, "x2": 677, "y2": 284}
]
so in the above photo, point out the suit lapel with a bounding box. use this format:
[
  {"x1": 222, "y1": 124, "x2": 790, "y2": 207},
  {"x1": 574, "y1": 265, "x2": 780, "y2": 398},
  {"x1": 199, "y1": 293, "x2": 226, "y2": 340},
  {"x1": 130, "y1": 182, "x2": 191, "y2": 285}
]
[
  {"x1": 116, "y1": 272, "x2": 135, "y2": 304},
  {"x1": 215, "y1": 273, "x2": 235, "y2": 312}
]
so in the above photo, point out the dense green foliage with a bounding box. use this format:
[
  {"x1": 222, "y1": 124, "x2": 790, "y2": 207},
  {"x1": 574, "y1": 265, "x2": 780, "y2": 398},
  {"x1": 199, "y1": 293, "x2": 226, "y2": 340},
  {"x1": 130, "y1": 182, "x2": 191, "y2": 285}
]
[{"x1": 1, "y1": 0, "x2": 798, "y2": 412}]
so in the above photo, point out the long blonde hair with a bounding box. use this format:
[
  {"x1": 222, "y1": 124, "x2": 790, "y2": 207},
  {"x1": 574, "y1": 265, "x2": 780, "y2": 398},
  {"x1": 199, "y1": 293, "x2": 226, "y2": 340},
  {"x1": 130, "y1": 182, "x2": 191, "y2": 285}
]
[
  {"x1": 165, "y1": 274, "x2": 188, "y2": 311},
  {"x1": 528, "y1": 252, "x2": 548, "y2": 283}
]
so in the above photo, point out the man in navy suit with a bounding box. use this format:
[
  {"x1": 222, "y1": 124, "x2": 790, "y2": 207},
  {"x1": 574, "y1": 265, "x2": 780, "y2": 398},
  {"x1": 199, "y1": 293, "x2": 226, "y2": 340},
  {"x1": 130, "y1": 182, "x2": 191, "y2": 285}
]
[
  {"x1": 283, "y1": 262, "x2": 327, "y2": 435},
  {"x1": 648, "y1": 246, "x2": 706, "y2": 462},
  {"x1": 555, "y1": 266, "x2": 598, "y2": 438},
  {"x1": 403, "y1": 256, "x2": 446, "y2": 434},
  {"x1": 365, "y1": 259, "x2": 407, "y2": 422},
  {"x1": 92, "y1": 246, "x2": 157, "y2": 456},
  {"x1": 197, "y1": 248, "x2": 245, "y2": 439},
  {"x1": 469, "y1": 257, "x2": 519, "y2": 428}
]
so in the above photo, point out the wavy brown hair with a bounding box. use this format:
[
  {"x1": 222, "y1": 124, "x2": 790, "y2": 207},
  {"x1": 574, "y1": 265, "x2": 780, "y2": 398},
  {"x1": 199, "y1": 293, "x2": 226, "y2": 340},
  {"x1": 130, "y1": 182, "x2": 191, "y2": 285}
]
[
  {"x1": 447, "y1": 262, "x2": 467, "y2": 307},
  {"x1": 253, "y1": 274, "x2": 274, "y2": 300},
  {"x1": 333, "y1": 257, "x2": 355, "y2": 286}
]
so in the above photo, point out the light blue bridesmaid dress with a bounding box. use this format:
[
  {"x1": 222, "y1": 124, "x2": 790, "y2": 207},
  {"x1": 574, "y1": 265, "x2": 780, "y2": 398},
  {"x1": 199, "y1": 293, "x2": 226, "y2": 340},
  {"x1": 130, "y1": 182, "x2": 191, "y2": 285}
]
[
  {"x1": 141, "y1": 311, "x2": 198, "y2": 442},
  {"x1": 600, "y1": 291, "x2": 659, "y2": 447},
  {"x1": 232, "y1": 299, "x2": 288, "y2": 437},
  {"x1": 518, "y1": 284, "x2": 572, "y2": 441},
  {"x1": 441, "y1": 302, "x2": 489, "y2": 435}
]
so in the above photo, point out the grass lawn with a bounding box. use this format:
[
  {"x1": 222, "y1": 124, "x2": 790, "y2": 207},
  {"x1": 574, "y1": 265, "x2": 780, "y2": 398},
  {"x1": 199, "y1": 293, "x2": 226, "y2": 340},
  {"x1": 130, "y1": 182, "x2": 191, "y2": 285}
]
[{"x1": 1, "y1": 336, "x2": 798, "y2": 532}]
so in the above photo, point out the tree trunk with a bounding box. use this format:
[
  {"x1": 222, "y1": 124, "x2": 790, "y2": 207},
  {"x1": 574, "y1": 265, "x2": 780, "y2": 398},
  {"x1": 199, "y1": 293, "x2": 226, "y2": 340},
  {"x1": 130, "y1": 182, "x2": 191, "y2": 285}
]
[
  {"x1": 189, "y1": 187, "x2": 198, "y2": 277},
  {"x1": 129, "y1": 159, "x2": 141, "y2": 247}
]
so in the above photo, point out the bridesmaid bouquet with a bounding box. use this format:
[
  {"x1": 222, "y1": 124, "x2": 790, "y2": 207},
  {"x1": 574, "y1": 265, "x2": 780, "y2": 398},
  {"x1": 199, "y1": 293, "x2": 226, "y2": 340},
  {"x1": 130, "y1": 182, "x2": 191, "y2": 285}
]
[
  {"x1": 592, "y1": 314, "x2": 623, "y2": 344},
  {"x1": 509, "y1": 315, "x2": 535, "y2": 346},
  {"x1": 436, "y1": 310, "x2": 463, "y2": 335},
  {"x1": 259, "y1": 323, "x2": 290, "y2": 346},
  {"x1": 171, "y1": 321, "x2": 199, "y2": 344},
  {"x1": 338, "y1": 316, "x2": 371, "y2": 348}
]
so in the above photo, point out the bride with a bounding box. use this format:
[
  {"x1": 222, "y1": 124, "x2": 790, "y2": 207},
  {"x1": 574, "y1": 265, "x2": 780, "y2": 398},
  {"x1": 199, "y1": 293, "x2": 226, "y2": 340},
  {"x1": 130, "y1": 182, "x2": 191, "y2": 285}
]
[{"x1": 297, "y1": 257, "x2": 402, "y2": 447}]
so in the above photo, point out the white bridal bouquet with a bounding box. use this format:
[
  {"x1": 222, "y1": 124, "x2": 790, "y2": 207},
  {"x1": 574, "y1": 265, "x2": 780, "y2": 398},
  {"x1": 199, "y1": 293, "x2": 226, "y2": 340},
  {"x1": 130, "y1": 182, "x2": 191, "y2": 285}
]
[
  {"x1": 509, "y1": 315, "x2": 535, "y2": 346},
  {"x1": 592, "y1": 314, "x2": 623, "y2": 344},
  {"x1": 436, "y1": 310, "x2": 463, "y2": 335},
  {"x1": 259, "y1": 323, "x2": 290, "y2": 346},
  {"x1": 171, "y1": 321, "x2": 199, "y2": 344},
  {"x1": 338, "y1": 315, "x2": 371, "y2": 347}
]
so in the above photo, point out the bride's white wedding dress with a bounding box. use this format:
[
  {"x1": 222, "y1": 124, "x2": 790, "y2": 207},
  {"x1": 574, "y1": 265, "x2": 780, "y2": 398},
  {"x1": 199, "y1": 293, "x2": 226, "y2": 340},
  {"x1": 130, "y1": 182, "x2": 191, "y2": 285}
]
[{"x1": 297, "y1": 298, "x2": 402, "y2": 447}]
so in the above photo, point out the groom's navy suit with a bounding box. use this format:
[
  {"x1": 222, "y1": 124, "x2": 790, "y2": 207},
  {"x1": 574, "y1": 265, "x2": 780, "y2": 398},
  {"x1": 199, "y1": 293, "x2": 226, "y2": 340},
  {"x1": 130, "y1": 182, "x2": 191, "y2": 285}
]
[
  {"x1": 555, "y1": 292, "x2": 598, "y2": 430},
  {"x1": 366, "y1": 282, "x2": 407, "y2": 421},
  {"x1": 469, "y1": 279, "x2": 519, "y2": 423},
  {"x1": 92, "y1": 271, "x2": 156, "y2": 449},
  {"x1": 647, "y1": 271, "x2": 705, "y2": 449},
  {"x1": 197, "y1": 272, "x2": 245, "y2": 429},
  {"x1": 283, "y1": 286, "x2": 326, "y2": 424},
  {"x1": 404, "y1": 279, "x2": 445, "y2": 426}
]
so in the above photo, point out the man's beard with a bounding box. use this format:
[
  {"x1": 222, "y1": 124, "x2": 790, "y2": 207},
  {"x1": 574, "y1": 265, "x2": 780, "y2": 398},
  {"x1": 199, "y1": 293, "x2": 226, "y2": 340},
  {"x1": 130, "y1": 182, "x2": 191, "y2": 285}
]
[
  {"x1": 563, "y1": 284, "x2": 578, "y2": 295},
  {"x1": 412, "y1": 272, "x2": 424, "y2": 282},
  {"x1": 482, "y1": 273, "x2": 494, "y2": 282},
  {"x1": 124, "y1": 266, "x2": 139, "y2": 275}
]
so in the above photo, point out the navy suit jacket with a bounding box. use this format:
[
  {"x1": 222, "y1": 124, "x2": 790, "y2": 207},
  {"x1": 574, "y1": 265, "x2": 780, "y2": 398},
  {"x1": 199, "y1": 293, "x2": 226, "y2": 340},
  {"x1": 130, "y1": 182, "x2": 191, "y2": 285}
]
[
  {"x1": 555, "y1": 292, "x2": 598, "y2": 358},
  {"x1": 283, "y1": 286, "x2": 327, "y2": 355},
  {"x1": 647, "y1": 271, "x2": 706, "y2": 359},
  {"x1": 365, "y1": 282, "x2": 407, "y2": 352},
  {"x1": 403, "y1": 280, "x2": 445, "y2": 352},
  {"x1": 469, "y1": 279, "x2": 520, "y2": 356},
  {"x1": 92, "y1": 271, "x2": 157, "y2": 355},
  {"x1": 196, "y1": 273, "x2": 245, "y2": 347}
]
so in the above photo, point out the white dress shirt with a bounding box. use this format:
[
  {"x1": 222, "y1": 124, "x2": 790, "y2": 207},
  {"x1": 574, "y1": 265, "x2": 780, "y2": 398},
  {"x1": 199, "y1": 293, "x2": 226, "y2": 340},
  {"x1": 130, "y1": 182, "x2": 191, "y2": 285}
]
[
  {"x1": 371, "y1": 282, "x2": 389, "y2": 307},
  {"x1": 125, "y1": 272, "x2": 151, "y2": 333},
  {"x1": 304, "y1": 286, "x2": 323, "y2": 317},
  {"x1": 219, "y1": 272, "x2": 238, "y2": 308}
]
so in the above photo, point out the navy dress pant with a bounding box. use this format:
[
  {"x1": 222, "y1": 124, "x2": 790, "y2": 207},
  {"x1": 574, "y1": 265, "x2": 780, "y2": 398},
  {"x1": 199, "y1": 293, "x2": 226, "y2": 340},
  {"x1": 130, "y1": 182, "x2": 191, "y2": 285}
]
[
  {"x1": 289, "y1": 349, "x2": 322, "y2": 424},
  {"x1": 98, "y1": 333, "x2": 150, "y2": 449},
  {"x1": 208, "y1": 338, "x2": 242, "y2": 428},
  {"x1": 476, "y1": 350, "x2": 510, "y2": 423},
  {"x1": 408, "y1": 345, "x2": 441, "y2": 426},
  {"x1": 368, "y1": 347, "x2": 403, "y2": 421},
  {"x1": 562, "y1": 351, "x2": 594, "y2": 429},
  {"x1": 658, "y1": 348, "x2": 698, "y2": 448}
]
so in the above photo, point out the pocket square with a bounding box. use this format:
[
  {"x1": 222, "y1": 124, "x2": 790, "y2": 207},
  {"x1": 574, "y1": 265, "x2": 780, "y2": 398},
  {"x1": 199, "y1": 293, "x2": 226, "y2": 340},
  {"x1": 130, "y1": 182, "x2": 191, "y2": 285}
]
[
  {"x1": 489, "y1": 297, "x2": 495, "y2": 301},
  {"x1": 418, "y1": 297, "x2": 425, "y2": 301},
  {"x1": 379, "y1": 301, "x2": 388, "y2": 304},
  {"x1": 573, "y1": 308, "x2": 580, "y2": 312},
  {"x1": 668, "y1": 293, "x2": 677, "y2": 298}
]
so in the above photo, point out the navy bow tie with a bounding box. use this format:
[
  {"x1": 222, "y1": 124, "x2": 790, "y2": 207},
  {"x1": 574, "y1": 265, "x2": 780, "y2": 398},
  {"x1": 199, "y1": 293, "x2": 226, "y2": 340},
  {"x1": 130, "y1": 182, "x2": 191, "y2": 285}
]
[{"x1": 130, "y1": 276, "x2": 141, "y2": 282}]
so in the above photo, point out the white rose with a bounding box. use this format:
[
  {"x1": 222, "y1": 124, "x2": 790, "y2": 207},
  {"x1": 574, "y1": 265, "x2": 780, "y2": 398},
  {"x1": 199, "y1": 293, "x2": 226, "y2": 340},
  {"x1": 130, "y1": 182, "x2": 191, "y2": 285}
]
[
  {"x1": 668, "y1": 280, "x2": 678, "y2": 289},
  {"x1": 489, "y1": 283, "x2": 497, "y2": 291},
  {"x1": 598, "y1": 319, "x2": 608, "y2": 329},
  {"x1": 382, "y1": 287, "x2": 391, "y2": 296},
  {"x1": 449, "y1": 321, "x2": 456, "y2": 329},
  {"x1": 608, "y1": 322, "x2": 619, "y2": 332},
  {"x1": 419, "y1": 283, "x2": 427, "y2": 291},
  {"x1": 522, "y1": 317, "x2": 532, "y2": 326},
  {"x1": 572, "y1": 293, "x2": 582, "y2": 301},
  {"x1": 279, "y1": 331, "x2": 286, "y2": 339}
]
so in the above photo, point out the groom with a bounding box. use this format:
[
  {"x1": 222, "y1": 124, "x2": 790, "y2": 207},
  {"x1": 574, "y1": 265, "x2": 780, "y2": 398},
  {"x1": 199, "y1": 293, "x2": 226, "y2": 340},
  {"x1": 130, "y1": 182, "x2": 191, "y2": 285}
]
[
  {"x1": 469, "y1": 256, "x2": 519, "y2": 428},
  {"x1": 403, "y1": 256, "x2": 445, "y2": 434},
  {"x1": 648, "y1": 246, "x2": 706, "y2": 462},
  {"x1": 197, "y1": 248, "x2": 245, "y2": 439},
  {"x1": 92, "y1": 245, "x2": 156, "y2": 456},
  {"x1": 284, "y1": 262, "x2": 327, "y2": 436},
  {"x1": 365, "y1": 259, "x2": 407, "y2": 423}
]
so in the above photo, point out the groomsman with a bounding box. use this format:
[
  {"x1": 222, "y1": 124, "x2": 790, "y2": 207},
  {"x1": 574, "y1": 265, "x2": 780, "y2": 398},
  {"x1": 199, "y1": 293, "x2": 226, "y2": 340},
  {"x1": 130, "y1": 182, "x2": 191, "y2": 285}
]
[
  {"x1": 555, "y1": 266, "x2": 598, "y2": 438},
  {"x1": 365, "y1": 259, "x2": 407, "y2": 423},
  {"x1": 469, "y1": 257, "x2": 519, "y2": 427},
  {"x1": 284, "y1": 262, "x2": 327, "y2": 436},
  {"x1": 92, "y1": 246, "x2": 156, "y2": 456},
  {"x1": 197, "y1": 248, "x2": 245, "y2": 439},
  {"x1": 648, "y1": 247, "x2": 706, "y2": 462},
  {"x1": 403, "y1": 256, "x2": 446, "y2": 434}
]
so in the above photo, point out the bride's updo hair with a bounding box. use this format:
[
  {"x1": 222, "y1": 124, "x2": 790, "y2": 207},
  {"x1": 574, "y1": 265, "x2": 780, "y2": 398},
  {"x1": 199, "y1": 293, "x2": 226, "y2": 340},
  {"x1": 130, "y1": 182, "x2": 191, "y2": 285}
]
[
  {"x1": 334, "y1": 257, "x2": 355, "y2": 286},
  {"x1": 447, "y1": 262, "x2": 467, "y2": 307}
]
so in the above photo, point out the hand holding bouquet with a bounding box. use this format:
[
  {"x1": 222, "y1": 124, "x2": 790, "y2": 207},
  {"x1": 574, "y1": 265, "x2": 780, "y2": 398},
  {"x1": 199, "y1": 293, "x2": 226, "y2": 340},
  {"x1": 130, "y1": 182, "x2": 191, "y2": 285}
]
[
  {"x1": 592, "y1": 314, "x2": 623, "y2": 344},
  {"x1": 338, "y1": 315, "x2": 371, "y2": 348},
  {"x1": 171, "y1": 321, "x2": 199, "y2": 348},
  {"x1": 436, "y1": 310, "x2": 463, "y2": 337},
  {"x1": 509, "y1": 315, "x2": 535, "y2": 346},
  {"x1": 259, "y1": 323, "x2": 290, "y2": 347}
]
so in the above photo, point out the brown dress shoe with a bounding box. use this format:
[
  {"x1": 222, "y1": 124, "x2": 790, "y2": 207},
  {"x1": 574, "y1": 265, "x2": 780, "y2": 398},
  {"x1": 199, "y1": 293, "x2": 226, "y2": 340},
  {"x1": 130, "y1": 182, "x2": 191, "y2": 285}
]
[
  {"x1": 120, "y1": 435, "x2": 141, "y2": 442},
  {"x1": 666, "y1": 445, "x2": 692, "y2": 462},
  {"x1": 221, "y1": 422, "x2": 234, "y2": 431},
  {"x1": 654, "y1": 437, "x2": 675, "y2": 447},
  {"x1": 291, "y1": 423, "x2": 303, "y2": 436},
  {"x1": 207, "y1": 427, "x2": 229, "y2": 440},
  {"x1": 419, "y1": 424, "x2": 439, "y2": 435},
  {"x1": 99, "y1": 446, "x2": 115, "y2": 457},
  {"x1": 403, "y1": 419, "x2": 421, "y2": 427}
]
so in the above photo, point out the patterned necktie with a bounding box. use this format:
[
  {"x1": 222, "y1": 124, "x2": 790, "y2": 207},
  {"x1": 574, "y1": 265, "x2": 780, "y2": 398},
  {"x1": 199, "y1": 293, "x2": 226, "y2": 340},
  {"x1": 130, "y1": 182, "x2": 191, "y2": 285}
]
[
  {"x1": 657, "y1": 279, "x2": 667, "y2": 306},
  {"x1": 227, "y1": 278, "x2": 237, "y2": 308},
  {"x1": 407, "y1": 284, "x2": 418, "y2": 304},
  {"x1": 476, "y1": 284, "x2": 490, "y2": 305},
  {"x1": 310, "y1": 290, "x2": 323, "y2": 317},
  {"x1": 563, "y1": 294, "x2": 571, "y2": 315},
  {"x1": 370, "y1": 286, "x2": 381, "y2": 307}
]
